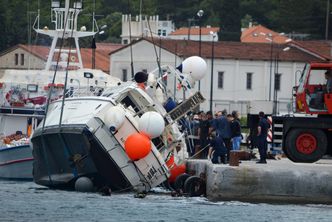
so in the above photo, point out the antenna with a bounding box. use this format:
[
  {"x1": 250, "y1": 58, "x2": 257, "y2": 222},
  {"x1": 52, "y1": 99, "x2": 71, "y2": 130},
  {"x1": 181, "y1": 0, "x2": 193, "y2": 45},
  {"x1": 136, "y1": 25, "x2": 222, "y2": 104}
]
[
  {"x1": 127, "y1": 0, "x2": 134, "y2": 78},
  {"x1": 33, "y1": 0, "x2": 97, "y2": 71},
  {"x1": 147, "y1": 19, "x2": 162, "y2": 78}
]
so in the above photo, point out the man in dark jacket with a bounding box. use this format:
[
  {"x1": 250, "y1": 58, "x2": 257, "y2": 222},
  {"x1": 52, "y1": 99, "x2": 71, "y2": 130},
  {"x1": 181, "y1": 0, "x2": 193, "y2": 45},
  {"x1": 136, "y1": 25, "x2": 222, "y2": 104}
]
[
  {"x1": 215, "y1": 110, "x2": 232, "y2": 161},
  {"x1": 230, "y1": 111, "x2": 242, "y2": 150},
  {"x1": 257, "y1": 111, "x2": 270, "y2": 164},
  {"x1": 209, "y1": 134, "x2": 227, "y2": 164},
  {"x1": 198, "y1": 112, "x2": 211, "y2": 158}
]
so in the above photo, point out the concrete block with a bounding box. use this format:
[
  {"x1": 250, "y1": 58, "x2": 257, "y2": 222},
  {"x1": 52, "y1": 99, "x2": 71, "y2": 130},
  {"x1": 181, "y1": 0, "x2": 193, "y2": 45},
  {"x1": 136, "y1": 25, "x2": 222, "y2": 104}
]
[{"x1": 187, "y1": 159, "x2": 332, "y2": 204}]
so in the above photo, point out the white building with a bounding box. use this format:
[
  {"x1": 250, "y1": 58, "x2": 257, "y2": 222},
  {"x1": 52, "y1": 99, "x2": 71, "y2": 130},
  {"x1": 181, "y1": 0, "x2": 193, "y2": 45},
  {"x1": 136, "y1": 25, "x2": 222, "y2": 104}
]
[
  {"x1": 168, "y1": 26, "x2": 220, "y2": 42},
  {"x1": 109, "y1": 38, "x2": 330, "y2": 115},
  {"x1": 0, "y1": 43, "x2": 122, "y2": 74},
  {"x1": 121, "y1": 14, "x2": 174, "y2": 44}
]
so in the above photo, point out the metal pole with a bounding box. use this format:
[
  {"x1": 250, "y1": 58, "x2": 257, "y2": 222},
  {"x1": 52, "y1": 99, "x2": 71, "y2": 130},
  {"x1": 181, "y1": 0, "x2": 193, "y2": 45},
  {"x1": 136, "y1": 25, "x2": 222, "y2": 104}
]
[
  {"x1": 187, "y1": 19, "x2": 191, "y2": 40},
  {"x1": 198, "y1": 20, "x2": 202, "y2": 92},
  {"x1": 210, "y1": 38, "x2": 215, "y2": 112},
  {"x1": 174, "y1": 43, "x2": 177, "y2": 100},
  {"x1": 268, "y1": 40, "x2": 273, "y2": 101},
  {"x1": 91, "y1": 37, "x2": 96, "y2": 69},
  {"x1": 273, "y1": 49, "x2": 279, "y2": 114},
  {"x1": 326, "y1": 0, "x2": 330, "y2": 40}
]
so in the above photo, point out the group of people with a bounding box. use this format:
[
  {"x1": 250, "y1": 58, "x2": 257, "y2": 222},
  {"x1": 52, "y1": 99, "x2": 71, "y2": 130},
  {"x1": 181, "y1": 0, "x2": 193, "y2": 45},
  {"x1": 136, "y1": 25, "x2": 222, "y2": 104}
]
[
  {"x1": 183, "y1": 109, "x2": 242, "y2": 164},
  {"x1": 182, "y1": 110, "x2": 270, "y2": 164}
]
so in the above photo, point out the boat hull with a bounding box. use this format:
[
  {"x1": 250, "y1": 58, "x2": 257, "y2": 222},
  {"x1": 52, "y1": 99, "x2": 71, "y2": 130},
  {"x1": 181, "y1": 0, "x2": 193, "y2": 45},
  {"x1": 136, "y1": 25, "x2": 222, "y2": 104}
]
[
  {"x1": 31, "y1": 115, "x2": 169, "y2": 193},
  {"x1": 0, "y1": 145, "x2": 33, "y2": 180},
  {"x1": 31, "y1": 123, "x2": 132, "y2": 191}
]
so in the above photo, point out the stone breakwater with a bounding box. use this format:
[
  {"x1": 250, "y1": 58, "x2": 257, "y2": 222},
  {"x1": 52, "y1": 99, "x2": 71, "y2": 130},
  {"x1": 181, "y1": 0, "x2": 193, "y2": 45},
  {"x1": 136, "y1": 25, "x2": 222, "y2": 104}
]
[{"x1": 187, "y1": 158, "x2": 332, "y2": 204}]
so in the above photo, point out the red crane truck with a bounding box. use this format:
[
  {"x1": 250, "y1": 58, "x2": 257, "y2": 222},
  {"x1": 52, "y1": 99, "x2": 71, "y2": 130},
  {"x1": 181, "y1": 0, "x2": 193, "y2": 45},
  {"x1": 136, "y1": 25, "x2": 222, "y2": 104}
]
[{"x1": 273, "y1": 62, "x2": 332, "y2": 162}]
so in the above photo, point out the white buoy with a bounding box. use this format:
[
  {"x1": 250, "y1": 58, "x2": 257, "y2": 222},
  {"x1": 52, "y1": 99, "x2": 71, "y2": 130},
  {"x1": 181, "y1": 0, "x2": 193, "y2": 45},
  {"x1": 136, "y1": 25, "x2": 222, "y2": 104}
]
[
  {"x1": 74, "y1": 177, "x2": 94, "y2": 192},
  {"x1": 138, "y1": 111, "x2": 165, "y2": 138},
  {"x1": 181, "y1": 56, "x2": 207, "y2": 81},
  {"x1": 104, "y1": 106, "x2": 126, "y2": 132}
]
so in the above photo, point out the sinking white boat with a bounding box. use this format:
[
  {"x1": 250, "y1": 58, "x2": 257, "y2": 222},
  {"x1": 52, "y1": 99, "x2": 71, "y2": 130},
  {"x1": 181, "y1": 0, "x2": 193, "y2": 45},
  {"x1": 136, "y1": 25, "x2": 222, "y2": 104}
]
[
  {"x1": 32, "y1": 70, "x2": 205, "y2": 193},
  {"x1": 30, "y1": 0, "x2": 207, "y2": 193}
]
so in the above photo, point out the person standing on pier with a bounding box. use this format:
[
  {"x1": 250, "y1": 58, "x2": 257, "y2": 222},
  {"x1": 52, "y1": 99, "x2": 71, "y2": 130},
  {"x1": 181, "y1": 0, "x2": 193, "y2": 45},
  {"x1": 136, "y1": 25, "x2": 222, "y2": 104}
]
[
  {"x1": 230, "y1": 111, "x2": 242, "y2": 150},
  {"x1": 256, "y1": 111, "x2": 270, "y2": 164},
  {"x1": 214, "y1": 110, "x2": 232, "y2": 161},
  {"x1": 198, "y1": 112, "x2": 211, "y2": 158}
]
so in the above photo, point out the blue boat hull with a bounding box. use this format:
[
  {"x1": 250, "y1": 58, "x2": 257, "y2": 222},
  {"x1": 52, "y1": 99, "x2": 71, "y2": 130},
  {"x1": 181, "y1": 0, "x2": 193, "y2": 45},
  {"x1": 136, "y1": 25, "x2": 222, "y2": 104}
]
[{"x1": 0, "y1": 145, "x2": 33, "y2": 180}]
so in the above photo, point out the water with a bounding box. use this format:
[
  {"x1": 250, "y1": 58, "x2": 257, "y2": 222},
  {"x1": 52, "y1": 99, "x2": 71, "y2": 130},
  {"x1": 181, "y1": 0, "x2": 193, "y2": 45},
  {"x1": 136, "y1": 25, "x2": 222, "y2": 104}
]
[{"x1": 0, "y1": 180, "x2": 331, "y2": 222}]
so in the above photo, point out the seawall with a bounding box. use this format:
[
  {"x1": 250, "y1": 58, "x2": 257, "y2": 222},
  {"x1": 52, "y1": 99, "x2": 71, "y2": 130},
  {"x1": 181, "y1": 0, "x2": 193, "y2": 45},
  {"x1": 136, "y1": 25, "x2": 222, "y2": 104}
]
[{"x1": 187, "y1": 158, "x2": 332, "y2": 204}]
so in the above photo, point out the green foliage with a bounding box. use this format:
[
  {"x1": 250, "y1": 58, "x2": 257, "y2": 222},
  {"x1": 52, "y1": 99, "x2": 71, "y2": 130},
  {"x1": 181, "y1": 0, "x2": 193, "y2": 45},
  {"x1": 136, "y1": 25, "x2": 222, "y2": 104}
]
[{"x1": 0, "y1": 0, "x2": 331, "y2": 51}]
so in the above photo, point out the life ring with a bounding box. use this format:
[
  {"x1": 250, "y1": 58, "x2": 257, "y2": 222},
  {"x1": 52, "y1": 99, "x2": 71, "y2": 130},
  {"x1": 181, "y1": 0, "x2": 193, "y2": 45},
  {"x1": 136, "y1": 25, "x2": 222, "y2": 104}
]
[{"x1": 5, "y1": 88, "x2": 25, "y2": 106}]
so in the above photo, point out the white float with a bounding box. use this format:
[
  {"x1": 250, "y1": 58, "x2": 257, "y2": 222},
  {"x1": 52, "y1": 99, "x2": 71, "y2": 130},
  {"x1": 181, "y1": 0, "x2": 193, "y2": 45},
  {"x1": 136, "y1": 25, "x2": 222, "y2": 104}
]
[
  {"x1": 104, "y1": 106, "x2": 126, "y2": 132},
  {"x1": 138, "y1": 111, "x2": 165, "y2": 138}
]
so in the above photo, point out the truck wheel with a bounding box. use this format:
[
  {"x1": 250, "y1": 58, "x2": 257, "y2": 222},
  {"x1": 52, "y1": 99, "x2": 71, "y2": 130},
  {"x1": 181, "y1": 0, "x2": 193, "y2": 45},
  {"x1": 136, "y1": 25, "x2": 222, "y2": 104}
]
[
  {"x1": 183, "y1": 176, "x2": 206, "y2": 197},
  {"x1": 285, "y1": 128, "x2": 327, "y2": 162}
]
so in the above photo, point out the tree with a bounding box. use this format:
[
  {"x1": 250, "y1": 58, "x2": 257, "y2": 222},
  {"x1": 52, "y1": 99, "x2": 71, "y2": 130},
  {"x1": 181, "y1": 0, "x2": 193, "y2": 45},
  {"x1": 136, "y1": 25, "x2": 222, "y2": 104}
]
[{"x1": 218, "y1": 0, "x2": 241, "y2": 41}]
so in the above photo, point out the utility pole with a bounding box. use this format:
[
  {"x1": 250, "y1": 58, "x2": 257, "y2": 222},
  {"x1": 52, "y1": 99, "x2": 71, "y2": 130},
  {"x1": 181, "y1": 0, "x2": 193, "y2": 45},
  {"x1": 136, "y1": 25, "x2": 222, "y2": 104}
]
[{"x1": 326, "y1": 0, "x2": 330, "y2": 40}]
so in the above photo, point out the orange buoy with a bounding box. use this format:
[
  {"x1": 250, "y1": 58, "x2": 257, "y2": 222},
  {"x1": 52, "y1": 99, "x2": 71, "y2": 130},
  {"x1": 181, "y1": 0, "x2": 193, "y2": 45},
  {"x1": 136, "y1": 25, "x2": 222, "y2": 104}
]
[
  {"x1": 166, "y1": 155, "x2": 186, "y2": 183},
  {"x1": 124, "y1": 133, "x2": 151, "y2": 161}
]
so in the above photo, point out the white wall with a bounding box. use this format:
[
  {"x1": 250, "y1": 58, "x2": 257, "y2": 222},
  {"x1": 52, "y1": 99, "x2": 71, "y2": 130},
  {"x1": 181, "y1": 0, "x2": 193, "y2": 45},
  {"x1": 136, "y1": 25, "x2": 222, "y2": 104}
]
[
  {"x1": 121, "y1": 15, "x2": 174, "y2": 44},
  {"x1": 0, "y1": 48, "x2": 45, "y2": 70},
  {"x1": 169, "y1": 34, "x2": 219, "y2": 42},
  {"x1": 110, "y1": 40, "x2": 306, "y2": 115}
]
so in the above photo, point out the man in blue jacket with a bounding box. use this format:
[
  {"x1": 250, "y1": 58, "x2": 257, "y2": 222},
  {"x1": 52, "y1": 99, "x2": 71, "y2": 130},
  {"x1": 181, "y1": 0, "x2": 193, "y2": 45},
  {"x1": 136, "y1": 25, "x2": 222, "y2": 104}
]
[{"x1": 214, "y1": 110, "x2": 232, "y2": 161}]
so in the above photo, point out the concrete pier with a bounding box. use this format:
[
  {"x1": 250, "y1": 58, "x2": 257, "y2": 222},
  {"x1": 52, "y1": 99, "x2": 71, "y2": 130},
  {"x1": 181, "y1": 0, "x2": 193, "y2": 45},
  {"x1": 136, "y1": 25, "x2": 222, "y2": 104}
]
[{"x1": 187, "y1": 158, "x2": 332, "y2": 204}]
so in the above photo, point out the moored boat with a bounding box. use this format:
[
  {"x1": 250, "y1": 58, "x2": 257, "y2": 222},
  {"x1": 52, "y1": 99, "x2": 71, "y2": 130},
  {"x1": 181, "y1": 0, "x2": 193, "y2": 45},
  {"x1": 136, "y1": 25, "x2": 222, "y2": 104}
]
[
  {"x1": 0, "y1": 145, "x2": 33, "y2": 180},
  {"x1": 0, "y1": 107, "x2": 43, "y2": 180}
]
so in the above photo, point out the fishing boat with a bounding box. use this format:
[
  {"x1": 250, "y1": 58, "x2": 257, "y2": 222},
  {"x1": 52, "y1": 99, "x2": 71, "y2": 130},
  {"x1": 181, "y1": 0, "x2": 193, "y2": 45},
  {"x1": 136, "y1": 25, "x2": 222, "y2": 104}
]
[
  {"x1": 31, "y1": 0, "x2": 207, "y2": 194},
  {"x1": 0, "y1": 106, "x2": 43, "y2": 181}
]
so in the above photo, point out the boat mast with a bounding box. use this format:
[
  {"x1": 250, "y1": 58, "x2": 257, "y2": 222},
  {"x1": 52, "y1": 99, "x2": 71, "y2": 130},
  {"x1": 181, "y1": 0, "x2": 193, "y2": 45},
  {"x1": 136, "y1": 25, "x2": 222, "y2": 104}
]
[{"x1": 33, "y1": 0, "x2": 98, "y2": 71}]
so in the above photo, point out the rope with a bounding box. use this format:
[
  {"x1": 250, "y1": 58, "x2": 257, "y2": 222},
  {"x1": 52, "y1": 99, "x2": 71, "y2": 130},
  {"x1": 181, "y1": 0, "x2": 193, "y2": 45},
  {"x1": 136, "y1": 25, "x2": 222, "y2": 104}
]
[
  {"x1": 186, "y1": 143, "x2": 211, "y2": 160},
  {"x1": 146, "y1": 19, "x2": 162, "y2": 78},
  {"x1": 42, "y1": 1, "x2": 72, "y2": 131}
]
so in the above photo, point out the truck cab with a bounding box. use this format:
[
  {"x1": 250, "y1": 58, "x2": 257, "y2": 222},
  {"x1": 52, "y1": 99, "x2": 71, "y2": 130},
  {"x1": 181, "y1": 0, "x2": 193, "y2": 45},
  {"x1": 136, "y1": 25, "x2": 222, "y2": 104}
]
[
  {"x1": 295, "y1": 63, "x2": 332, "y2": 114},
  {"x1": 273, "y1": 62, "x2": 332, "y2": 163}
]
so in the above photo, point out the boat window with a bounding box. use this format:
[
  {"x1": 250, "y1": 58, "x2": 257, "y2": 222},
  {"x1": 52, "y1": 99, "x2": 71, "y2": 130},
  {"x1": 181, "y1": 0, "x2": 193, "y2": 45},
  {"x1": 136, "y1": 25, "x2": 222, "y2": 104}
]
[
  {"x1": 121, "y1": 96, "x2": 140, "y2": 113},
  {"x1": 151, "y1": 136, "x2": 164, "y2": 150}
]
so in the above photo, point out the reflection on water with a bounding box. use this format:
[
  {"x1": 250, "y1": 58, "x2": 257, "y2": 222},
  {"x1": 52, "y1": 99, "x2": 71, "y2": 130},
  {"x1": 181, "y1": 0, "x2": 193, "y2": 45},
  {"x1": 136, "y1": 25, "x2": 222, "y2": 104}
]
[{"x1": 0, "y1": 181, "x2": 331, "y2": 222}]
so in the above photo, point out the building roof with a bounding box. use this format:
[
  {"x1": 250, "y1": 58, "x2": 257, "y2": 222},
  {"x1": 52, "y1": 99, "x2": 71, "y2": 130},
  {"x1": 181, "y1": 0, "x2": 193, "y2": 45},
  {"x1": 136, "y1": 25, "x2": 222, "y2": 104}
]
[
  {"x1": 169, "y1": 27, "x2": 220, "y2": 36},
  {"x1": 0, "y1": 43, "x2": 122, "y2": 72},
  {"x1": 291, "y1": 40, "x2": 332, "y2": 61},
  {"x1": 111, "y1": 38, "x2": 330, "y2": 62},
  {"x1": 241, "y1": 25, "x2": 290, "y2": 44}
]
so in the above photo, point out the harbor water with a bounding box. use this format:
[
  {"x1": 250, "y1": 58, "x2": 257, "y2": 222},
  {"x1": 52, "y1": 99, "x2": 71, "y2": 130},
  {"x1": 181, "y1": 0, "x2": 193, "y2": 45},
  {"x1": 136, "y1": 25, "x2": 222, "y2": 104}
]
[{"x1": 1, "y1": 180, "x2": 331, "y2": 222}]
